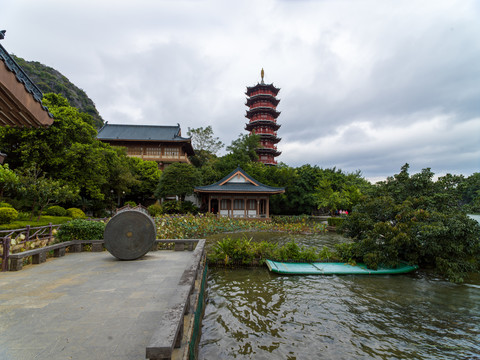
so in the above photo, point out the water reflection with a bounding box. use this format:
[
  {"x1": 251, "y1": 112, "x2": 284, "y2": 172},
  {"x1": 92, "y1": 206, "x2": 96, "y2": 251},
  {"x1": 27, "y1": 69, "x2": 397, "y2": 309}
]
[{"x1": 200, "y1": 233, "x2": 480, "y2": 359}]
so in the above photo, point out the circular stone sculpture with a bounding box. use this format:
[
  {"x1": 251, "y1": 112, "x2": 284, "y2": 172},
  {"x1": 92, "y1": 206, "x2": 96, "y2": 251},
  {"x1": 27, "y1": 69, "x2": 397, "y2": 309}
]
[{"x1": 104, "y1": 209, "x2": 156, "y2": 260}]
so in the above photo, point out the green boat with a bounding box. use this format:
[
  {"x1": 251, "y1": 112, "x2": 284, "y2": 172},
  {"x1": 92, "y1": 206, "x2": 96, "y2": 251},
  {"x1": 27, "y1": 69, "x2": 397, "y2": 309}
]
[{"x1": 265, "y1": 260, "x2": 418, "y2": 275}]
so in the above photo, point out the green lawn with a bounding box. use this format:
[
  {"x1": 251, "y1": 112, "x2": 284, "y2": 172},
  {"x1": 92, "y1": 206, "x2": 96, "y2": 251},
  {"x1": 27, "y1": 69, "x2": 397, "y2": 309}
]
[{"x1": 0, "y1": 216, "x2": 72, "y2": 230}]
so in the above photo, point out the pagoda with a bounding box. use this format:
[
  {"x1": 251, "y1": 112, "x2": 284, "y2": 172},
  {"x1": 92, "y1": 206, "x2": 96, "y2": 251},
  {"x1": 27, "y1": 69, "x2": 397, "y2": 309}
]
[{"x1": 245, "y1": 69, "x2": 281, "y2": 165}]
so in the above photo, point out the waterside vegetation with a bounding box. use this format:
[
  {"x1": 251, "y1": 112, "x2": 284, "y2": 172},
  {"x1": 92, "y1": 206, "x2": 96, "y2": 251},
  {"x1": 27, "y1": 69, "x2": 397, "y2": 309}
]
[{"x1": 0, "y1": 61, "x2": 479, "y2": 283}]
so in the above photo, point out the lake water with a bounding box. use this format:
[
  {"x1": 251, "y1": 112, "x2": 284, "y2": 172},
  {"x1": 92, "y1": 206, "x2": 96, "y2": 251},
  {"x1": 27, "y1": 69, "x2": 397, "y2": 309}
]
[{"x1": 199, "y1": 231, "x2": 480, "y2": 359}]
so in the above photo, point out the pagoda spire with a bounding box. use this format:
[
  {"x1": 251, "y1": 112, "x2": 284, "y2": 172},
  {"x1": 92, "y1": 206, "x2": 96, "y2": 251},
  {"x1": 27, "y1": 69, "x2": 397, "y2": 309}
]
[{"x1": 261, "y1": 68, "x2": 264, "y2": 84}]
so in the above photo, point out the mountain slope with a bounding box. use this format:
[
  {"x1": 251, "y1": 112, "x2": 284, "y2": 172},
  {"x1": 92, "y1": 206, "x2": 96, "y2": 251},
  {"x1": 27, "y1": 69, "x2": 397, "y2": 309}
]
[{"x1": 12, "y1": 55, "x2": 104, "y2": 129}]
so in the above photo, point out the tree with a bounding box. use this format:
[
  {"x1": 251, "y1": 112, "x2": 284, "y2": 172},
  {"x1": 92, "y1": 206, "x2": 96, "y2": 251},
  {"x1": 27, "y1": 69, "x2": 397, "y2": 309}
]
[
  {"x1": 187, "y1": 126, "x2": 224, "y2": 154},
  {"x1": 155, "y1": 163, "x2": 201, "y2": 201},
  {"x1": 213, "y1": 133, "x2": 260, "y2": 177},
  {"x1": 18, "y1": 166, "x2": 79, "y2": 220},
  {"x1": 0, "y1": 164, "x2": 19, "y2": 199},
  {"x1": 340, "y1": 165, "x2": 480, "y2": 283},
  {"x1": 0, "y1": 93, "x2": 151, "y2": 214},
  {"x1": 226, "y1": 133, "x2": 260, "y2": 162},
  {"x1": 313, "y1": 169, "x2": 370, "y2": 214},
  {"x1": 461, "y1": 173, "x2": 480, "y2": 212},
  {"x1": 187, "y1": 126, "x2": 224, "y2": 170},
  {"x1": 0, "y1": 93, "x2": 97, "y2": 173},
  {"x1": 128, "y1": 158, "x2": 162, "y2": 204}
]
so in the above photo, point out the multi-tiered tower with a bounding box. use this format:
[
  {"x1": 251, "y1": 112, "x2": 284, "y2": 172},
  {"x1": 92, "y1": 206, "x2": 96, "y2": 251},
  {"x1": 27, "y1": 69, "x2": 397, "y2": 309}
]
[{"x1": 245, "y1": 69, "x2": 281, "y2": 165}]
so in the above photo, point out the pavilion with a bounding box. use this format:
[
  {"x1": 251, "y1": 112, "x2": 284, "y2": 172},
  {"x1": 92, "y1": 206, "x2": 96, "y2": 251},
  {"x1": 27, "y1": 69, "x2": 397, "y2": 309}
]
[
  {"x1": 97, "y1": 123, "x2": 194, "y2": 170},
  {"x1": 194, "y1": 167, "x2": 285, "y2": 219}
]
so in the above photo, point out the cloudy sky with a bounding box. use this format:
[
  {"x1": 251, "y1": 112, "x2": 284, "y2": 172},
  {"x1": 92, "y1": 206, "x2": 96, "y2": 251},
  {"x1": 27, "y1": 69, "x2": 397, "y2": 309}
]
[{"x1": 2, "y1": 0, "x2": 479, "y2": 181}]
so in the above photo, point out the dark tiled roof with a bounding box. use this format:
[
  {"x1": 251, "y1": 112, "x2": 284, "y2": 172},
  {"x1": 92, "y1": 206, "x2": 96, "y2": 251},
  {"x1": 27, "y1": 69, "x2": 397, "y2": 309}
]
[
  {"x1": 0, "y1": 42, "x2": 53, "y2": 118},
  {"x1": 245, "y1": 82, "x2": 280, "y2": 96},
  {"x1": 195, "y1": 167, "x2": 285, "y2": 194},
  {"x1": 97, "y1": 123, "x2": 189, "y2": 142}
]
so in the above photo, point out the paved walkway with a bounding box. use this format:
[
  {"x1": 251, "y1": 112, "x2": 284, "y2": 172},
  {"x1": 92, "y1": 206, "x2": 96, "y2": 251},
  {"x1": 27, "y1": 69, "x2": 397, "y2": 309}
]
[{"x1": 0, "y1": 250, "x2": 195, "y2": 360}]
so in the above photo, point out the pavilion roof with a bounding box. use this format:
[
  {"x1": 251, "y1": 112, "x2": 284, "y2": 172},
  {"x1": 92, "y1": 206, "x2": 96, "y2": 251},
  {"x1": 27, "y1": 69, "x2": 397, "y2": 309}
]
[
  {"x1": 0, "y1": 38, "x2": 53, "y2": 128},
  {"x1": 97, "y1": 123, "x2": 186, "y2": 141},
  {"x1": 195, "y1": 167, "x2": 285, "y2": 194},
  {"x1": 97, "y1": 123, "x2": 194, "y2": 155}
]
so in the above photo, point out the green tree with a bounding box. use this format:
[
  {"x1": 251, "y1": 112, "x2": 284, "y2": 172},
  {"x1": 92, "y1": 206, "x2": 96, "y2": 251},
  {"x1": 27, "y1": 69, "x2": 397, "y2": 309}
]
[
  {"x1": 128, "y1": 158, "x2": 162, "y2": 204},
  {"x1": 187, "y1": 125, "x2": 224, "y2": 154},
  {"x1": 18, "y1": 166, "x2": 79, "y2": 220},
  {"x1": 461, "y1": 173, "x2": 480, "y2": 212},
  {"x1": 314, "y1": 169, "x2": 370, "y2": 214},
  {"x1": 155, "y1": 163, "x2": 201, "y2": 201},
  {"x1": 340, "y1": 165, "x2": 480, "y2": 282},
  {"x1": 0, "y1": 93, "x2": 97, "y2": 173},
  {"x1": 226, "y1": 133, "x2": 260, "y2": 162},
  {"x1": 0, "y1": 164, "x2": 19, "y2": 199},
  {"x1": 0, "y1": 93, "x2": 147, "y2": 214}
]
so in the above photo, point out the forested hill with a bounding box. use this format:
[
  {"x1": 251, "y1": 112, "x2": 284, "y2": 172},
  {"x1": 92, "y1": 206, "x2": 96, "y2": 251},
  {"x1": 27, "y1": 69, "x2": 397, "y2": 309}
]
[{"x1": 12, "y1": 55, "x2": 104, "y2": 129}]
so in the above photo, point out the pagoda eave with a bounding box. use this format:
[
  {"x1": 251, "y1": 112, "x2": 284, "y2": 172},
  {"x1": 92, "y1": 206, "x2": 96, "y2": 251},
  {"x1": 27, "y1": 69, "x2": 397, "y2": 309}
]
[
  {"x1": 257, "y1": 148, "x2": 281, "y2": 156},
  {"x1": 246, "y1": 83, "x2": 280, "y2": 96},
  {"x1": 245, "y1": 108, "x2": 280, "y2": 119},
  {"x1": 245, "y1": 95, "x2": 280, "y2": 107},
  {"x1": 258, "y1": 133, "x2": 281, "y2": 141}
]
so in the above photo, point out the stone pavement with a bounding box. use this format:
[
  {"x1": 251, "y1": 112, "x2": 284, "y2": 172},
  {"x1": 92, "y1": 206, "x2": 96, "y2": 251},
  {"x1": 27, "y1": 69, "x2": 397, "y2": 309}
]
[{"x1": 0, "y1": 250, "x2": 195, "y2": 360}]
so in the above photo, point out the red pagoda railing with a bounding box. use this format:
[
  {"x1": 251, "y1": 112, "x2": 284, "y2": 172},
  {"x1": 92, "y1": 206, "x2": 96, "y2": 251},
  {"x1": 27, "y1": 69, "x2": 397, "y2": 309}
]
[
  {"x1": 249, "y1": 115, "x2": 276, "y2": 122},
  {"x1": 248, "y1": 90, "x2": 276, "y2": 97},
  {"x1": 260, "y1": 143, "x2": 277, "y2": 150},
  {"x1": 255, "y1": 129, "x2": 277, "y2": 136},
  {"x1": 250, "y1": 102, "x2": 276, "y2": 110}
]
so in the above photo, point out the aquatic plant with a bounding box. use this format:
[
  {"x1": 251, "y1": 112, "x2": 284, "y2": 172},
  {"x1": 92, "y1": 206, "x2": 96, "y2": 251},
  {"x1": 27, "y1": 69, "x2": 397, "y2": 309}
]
[
  {"x1": 208, "y1": 235, "x2": 333, "y2": 266},
  {"x1": 155, "y1": 213, "x2": 326, "y2": 239}
]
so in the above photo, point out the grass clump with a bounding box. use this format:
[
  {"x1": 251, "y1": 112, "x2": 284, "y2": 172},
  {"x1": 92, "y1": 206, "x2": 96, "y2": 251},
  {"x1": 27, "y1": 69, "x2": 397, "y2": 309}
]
[{"x1": 208, "y1": 235, "x2": 336, "y2": 266}]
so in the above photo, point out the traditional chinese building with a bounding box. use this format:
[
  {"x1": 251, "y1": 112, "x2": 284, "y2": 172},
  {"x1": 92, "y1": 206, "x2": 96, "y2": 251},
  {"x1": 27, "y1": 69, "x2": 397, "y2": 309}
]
[
  {"x1": 245, "y1": 69, "x2": 281, "y2": 165},
  {"x1": 97, "y1": 123, "x2": 194, "y2": 170},
  {"x1": 0, "y1": 31, "x2": 53, "y2": 164},
  {"x1": 194, "y1": 167, "x2": 285, "y2": 219}
]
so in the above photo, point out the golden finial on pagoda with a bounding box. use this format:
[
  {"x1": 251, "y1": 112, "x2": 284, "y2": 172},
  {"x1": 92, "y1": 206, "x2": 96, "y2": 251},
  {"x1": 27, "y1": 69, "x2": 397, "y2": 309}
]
[{"x1": 261, "y1": 68, "x2": 264, "y2": 83}]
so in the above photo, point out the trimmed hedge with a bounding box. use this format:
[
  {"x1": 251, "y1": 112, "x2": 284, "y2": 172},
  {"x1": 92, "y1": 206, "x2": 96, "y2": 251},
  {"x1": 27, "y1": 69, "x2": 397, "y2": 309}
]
[
  {"x1": 0, "y1": 202, "x2": 13, "y2": 208},
  {"x1": 56, "y1": 219, "x2": 105, "y2": 242},
  {"x1": 66, "y1": 208, "x2": 86, "y2": 219},
  {"x1": 45, "y1": 205, "x2": 67, "y2": 217},
  {"x1": 0, "y1": 207, "x2": 18, "y2": 224},
  {"x1": 327, "y1": 217, "x2": 345, "y2": 227}
]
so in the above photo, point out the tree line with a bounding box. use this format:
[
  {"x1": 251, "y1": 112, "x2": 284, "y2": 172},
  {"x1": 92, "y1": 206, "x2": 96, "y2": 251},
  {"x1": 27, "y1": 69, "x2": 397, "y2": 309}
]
[
  {"x1": 1, "y1": 93, "x2": 479, "y2": 281},
  {"x1": 1, "y1": 93, "x2": 480, "y2": 219}
]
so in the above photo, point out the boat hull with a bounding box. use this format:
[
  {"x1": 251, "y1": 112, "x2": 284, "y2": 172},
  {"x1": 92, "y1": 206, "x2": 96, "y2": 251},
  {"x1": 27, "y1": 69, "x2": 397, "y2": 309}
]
[{"x1": 265, "y1": 260, "x2": 418, "y2": 275}]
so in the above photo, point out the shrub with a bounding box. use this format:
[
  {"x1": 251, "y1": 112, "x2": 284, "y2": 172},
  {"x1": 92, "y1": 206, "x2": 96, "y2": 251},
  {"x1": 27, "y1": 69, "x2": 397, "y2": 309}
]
[
  {"x1": 66, "y1": 207, "x2": 86, "y2": 219},
  {"x1": 208, "y1": 236, "x2": 326, "y2": 266},
  {"x1": 179, "y1": 201, "x2": 199, "y2": 214},
  {"x1": 45, "y1": 205, "x2": 67, "y2": 217},
  {"x1": 16, "y1": 211, "x2": 30, "y2": 221},
  {"x1": 277, "y1": 241, "x2": 302, "y2": 261},
  {"x1": 327, "y1": 217, "x2": 344, "y2": 227},
  {"x1": 148, "y1": 203, "x2": 162, "y2": 217},
  {"x1": 124, "y1": 200, "x2": 137, "y2": 207},
  {"x1": 162, "y1": 201, "x2": 180, "y2": 214},
  {"x1": 334, "y1": 242, "x2": 358, "y2": 264},
  {"x1": 56, "y1": 219, "x2": 105, "y2": 242},
  {"x1": 0, "y1": 207, "x2": 18, "y2": 224},
  {"x1": 0, "y1": 202, "x2": 13, "y2": 208}
]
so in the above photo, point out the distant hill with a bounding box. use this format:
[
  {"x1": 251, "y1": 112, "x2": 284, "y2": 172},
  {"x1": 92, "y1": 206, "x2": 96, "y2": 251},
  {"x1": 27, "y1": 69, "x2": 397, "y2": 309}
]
[{"x1": 12, "y1": 55, "x2": 104, "y2": 129}]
